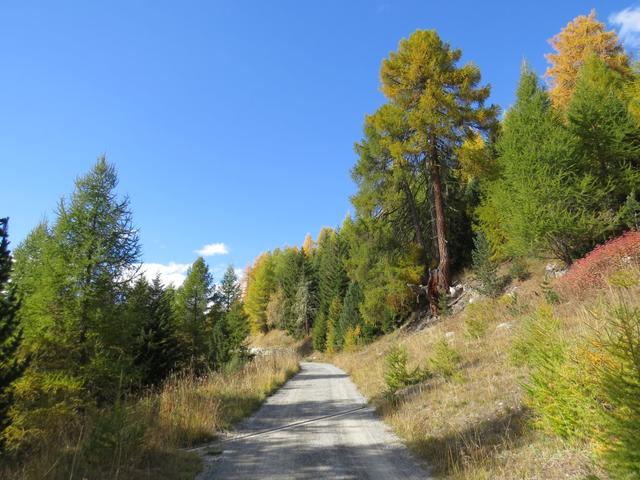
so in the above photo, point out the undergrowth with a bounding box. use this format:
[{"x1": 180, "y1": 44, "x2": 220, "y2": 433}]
[
  {"x1": 0, "y1": 351, "x2": 299, "y2": 480},
  {"x1": 333, "y1": 254, "x2": 640, "y2": 479}
]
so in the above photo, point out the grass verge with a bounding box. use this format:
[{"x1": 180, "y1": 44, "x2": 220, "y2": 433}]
[
  {"x1": 331, "y1": 260, "x2": 621, "y2": 479},
  {"x1": 1, "y1": 351, "x2": 300, "y2": 480}
]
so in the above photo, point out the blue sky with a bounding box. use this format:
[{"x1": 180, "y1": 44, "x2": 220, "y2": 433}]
[{"x1": 2, "y1": 1, "x2": 638, "y2": 285}]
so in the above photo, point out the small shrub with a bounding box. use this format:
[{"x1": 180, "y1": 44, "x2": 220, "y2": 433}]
[
  {"x1": 84, "y1": 401, "x2": 146, "y2": 470},
  {"x1": 508, "y1": 257, "x2": 530, "y2": 281},
  {"x1": 464, "y1": 315, "x2": 488, "y2": 340},
  {"x1": 384, "y1": 346, "x2": 424, "y2": 394},
  {"x1": 510, "y1": 306, "x2": 559, "y2": 367},
  {"x1": 463, "y1": 300, "x2": 497, "y2": 339},
  {"x1": 594, "y1": 296, "x2": 640, "y2": 477},
  {"x1": 514, "y1": 306, "x2": 600, "y2": 441},
  {"x1": 437, "y1": 294, "x2": 451, "y2": 317},
  {"x1": 472, "y1": 231, "x2": 501, "y2": 297},
  {"x1": 501, "y1": 292, "x2": 529, "y2": 317},
  {"x1": 428, "y1": 340, "x2": 462, "y2": 379},
  {"x1": 342, "y1": 325, "x2": 361, "y2": 352},
  {"x1": 608, "y1": 268, "x2": 640, "y2": 289},
  {"x1": 541, "y1": 277, "x2": 561, "y2": 305},
  {"x1": 559, "y1": 230, "x2": 640, "y2": 296}
]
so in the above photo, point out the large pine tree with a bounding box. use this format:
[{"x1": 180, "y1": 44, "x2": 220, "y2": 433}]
[
  {"x1": 379, "y1": 30, "x2": 498, "y2": 291},
  {"x1": 13, "y1": 158, "x2": 142, "y2": 403}
]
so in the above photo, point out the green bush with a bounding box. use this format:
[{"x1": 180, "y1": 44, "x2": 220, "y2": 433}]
[
  {"x1": 541, "y1": 277, "x2": 561, "y2": 305},
  {"x1": 516, "y1": 288, "x2": 640, "y2": 479},
  {"x1": 464, "y1": 315, "x2": 488, "y2": 340},
  {"x1": 84, "y1": 401, "x2": 146, "y2": 469},
  {"x1": 428, "y1": 340, "x2": 462, "y2": 379},
  {"x1": 437, "y1": 294, "x2": 451, "y2": 317},
  {"x1": 501, "y1": 292, "x2": 529, "y2": 317},
  {"x1": 384, "y1": 346, "x2": 425, "y2": 394},
  {"x1": 595, "y1": 297, "x2": 640, "y2": 477},
  {"x1": 508, "y1": 257, "x2": 530, "y2": 281},
  {"x1": 510, "y1": 306, "x2": 560, "y2": 367},
  {"x1": 472, "y1": 232, "x2": 501, "y2": 297},
  {"x1": 514, "y1": 306, "x2": 600, "y2": 441},
  {"x1": 464, "y1": 299, "x2": 499, "y2": 340}
]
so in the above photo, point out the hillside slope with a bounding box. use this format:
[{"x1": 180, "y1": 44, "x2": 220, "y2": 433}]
[{"x1": 330, "y1": 250, "x2": 640, "y2": 479}]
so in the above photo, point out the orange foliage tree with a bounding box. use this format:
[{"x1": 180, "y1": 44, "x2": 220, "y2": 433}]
[{"x1": 545, "y1": 10, "x2": 630, "y2": 109}]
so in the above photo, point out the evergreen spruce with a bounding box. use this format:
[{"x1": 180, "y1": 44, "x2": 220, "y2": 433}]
[
  {"x1": 338, "y1": 282, "x2": 363, "y2": 347},
  {"x1": 131, "y1": 276, "x2": 181, "y2": 387},
  {"x1": 219, "y1": 265, "x2": 242, "y2": 312},
  {"x1": 0, "y1": 218, "x2": 26, "y2": 445},
  {"x1": 174, "y1": 257, "x2": 212, "y2": 367}
]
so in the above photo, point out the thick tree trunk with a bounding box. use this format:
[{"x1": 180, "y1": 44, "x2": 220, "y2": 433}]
[{"x1": 428, "y1": 139, "x2": 450, "y2": 292}]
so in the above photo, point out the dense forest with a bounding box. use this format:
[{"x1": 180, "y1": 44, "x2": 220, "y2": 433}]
[
  {"x1": 1, "y1": 8, "x2": 639, "y2": 480},
  {"x1": 243, "y1": 11, "x2": 639, "y2": 353},
  {"x1": 0, "y1": 159, "x2": 251, "y2": 463}
]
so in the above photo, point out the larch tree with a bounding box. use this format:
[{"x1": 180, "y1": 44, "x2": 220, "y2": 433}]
[
  {"x1": 337, "y1": 281, "x2": 363, "y2": 347},
  {"x1": 545, "y1": 10, "x2": 630, "y2": 110},
  {"x1": 52, "y1": 157, "x2": 141, "y2": 399},
  {"x1": 244, "y1": 252, "x2": 274, "y2": 333},
  {"x1": 479, "y1": 66, "x2": 611, "y2": 264},
  {"x1": 567, "y1": 56, "x2": 640, "y2": 205},
  {"x1": 302, "y1": 233, "x2": 314, "y2": 256},
  {"x1": 379, "y1": 29, "x2": 498, "y2": 292}
]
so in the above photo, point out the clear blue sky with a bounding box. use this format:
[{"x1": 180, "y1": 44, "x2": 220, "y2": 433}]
[{"x1": 1, "y1": 1, "x2": 637, "y2": 284}]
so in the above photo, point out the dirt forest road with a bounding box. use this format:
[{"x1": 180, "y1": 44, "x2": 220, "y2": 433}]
[{"x1": 198, "y1": 362, "x2": 430, "y2": 480}]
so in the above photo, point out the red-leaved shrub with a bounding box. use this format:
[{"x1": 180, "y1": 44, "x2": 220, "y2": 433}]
[{"x1": 558, "y1": 231, "x2": 640, "y2": 296}]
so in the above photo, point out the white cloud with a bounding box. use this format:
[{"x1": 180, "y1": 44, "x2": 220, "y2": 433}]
[
  {"x1": 195, "y1": 242, "x2": 229, "y2": 256},
  {"x1": 234, "y1": 267, "x2": 244, "y2": 281},
  {"x1": 610, "y1": 6, "x2": 640, "y2": 48},
  {"x1": 140, "y1": 262, "x2": 190, "y2": 287}
]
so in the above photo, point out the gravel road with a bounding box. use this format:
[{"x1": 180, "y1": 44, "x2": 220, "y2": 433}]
[{"x1": 199, "y1": 361, "x2": 430, "y2": 479}]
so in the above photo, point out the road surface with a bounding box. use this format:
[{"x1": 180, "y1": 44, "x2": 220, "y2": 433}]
[{"x1": 198, "y1": 361, "x2": 430, "y2": 479}]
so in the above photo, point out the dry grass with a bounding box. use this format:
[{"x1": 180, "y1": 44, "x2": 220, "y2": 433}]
[
  {"x1": 249, "y1": 329, "x2": 313, "y2": 357},
  {"x1": 332, "y1": 260, "x2": 609, "y2": 479},
  {"x1": 144, "y1": 351, "x2": 301, "y2": 447},
  {"x1": 1, "y1": 351, "x2": 300, "y2": 480}
]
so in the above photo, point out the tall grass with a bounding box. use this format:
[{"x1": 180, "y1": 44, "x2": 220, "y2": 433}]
[{"x1": 1, "y1": 351, "x2": 299, "y2": 480}]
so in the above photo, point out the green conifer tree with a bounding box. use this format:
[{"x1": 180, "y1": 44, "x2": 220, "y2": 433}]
[
  {"x1": 479, "y1": 66, "x2": 610, "y2": 264},
  {"x1": 0, "y1": 218, "x2": 26, "y2": 445},
  {"x1": 174, "y1": 257, "x2": 212, "y2": 367},
  {"x1": 472, "y1": 231, "x2": 500, "y2": 297},
  {"x1": 131, "y1": 275, "x2": 181, "y2": 386},
  {"x1": 567, "y1": 56, "x2": 640, "y2": 209},
  {"x1": 337, "y1": 282, "x2": 364, "y2": 347},
  {"x1": 219, "y1": 265, "x2": 242, "y2": 312}
]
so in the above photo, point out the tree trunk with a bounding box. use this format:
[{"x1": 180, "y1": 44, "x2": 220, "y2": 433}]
[{"x1": 428, "y1": 138, "x2": 450, "y2": 292}]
